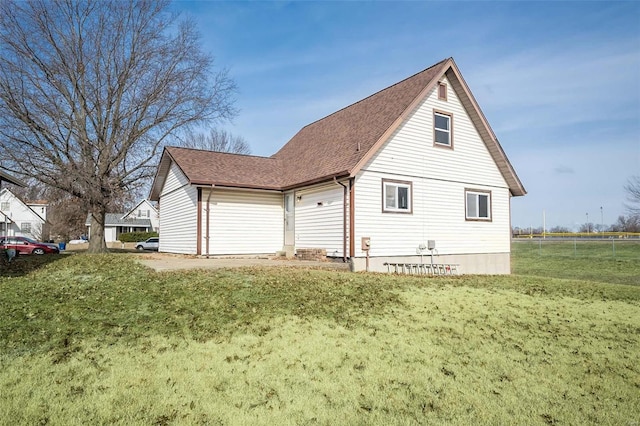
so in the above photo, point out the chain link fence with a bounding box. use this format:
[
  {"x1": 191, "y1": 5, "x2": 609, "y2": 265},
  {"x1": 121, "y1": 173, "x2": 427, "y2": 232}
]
[{"x1": 512, "y1": 238, "x2": 640, "y2": 260}]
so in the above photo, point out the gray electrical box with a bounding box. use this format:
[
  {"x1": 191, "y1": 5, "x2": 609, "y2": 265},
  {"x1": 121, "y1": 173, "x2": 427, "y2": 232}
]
[{"x1": 427, "y1": 240, "x2": 436, "y2": 250}]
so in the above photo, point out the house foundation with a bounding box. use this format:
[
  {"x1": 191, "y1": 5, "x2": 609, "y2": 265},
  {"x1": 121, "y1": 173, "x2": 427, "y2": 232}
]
[{"x1": 349, "y1": 252, "x2": 511, "y2": 275}]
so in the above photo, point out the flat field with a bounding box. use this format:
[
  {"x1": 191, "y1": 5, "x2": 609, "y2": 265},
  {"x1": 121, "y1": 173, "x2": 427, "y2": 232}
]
[
  {"x1": 513, "y1": 239, "x2": 640, "y2": 286},
  {"x1": 0, "y1": 249, "x2": 638, "y2": 425}
]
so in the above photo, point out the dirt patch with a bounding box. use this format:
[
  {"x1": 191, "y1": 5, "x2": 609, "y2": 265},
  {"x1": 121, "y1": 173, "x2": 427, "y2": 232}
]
[{"x1": 134, "y1": 252, "x2": 350, "y2": 272}]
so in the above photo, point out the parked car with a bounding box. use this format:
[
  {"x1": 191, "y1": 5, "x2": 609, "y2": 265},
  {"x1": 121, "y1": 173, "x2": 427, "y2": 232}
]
[
  {"x1": 135, "y1": 237, "x2": 159, "y2": 251},
  {"x1": 0, "y1": 236, "x2": 60, "y2": 255}
]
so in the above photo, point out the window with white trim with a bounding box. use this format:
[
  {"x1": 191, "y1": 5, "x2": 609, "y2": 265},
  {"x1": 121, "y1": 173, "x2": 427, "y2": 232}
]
[
  {"x1": 21, "y1": 222, "x2": 32, "y2": 233},
  {"x1": 0, "y1": 202, "x2": 9, "y2": 210},
  {"x1": 434, "y1": 111, "x2": 452, "y2": 146},
  {"x1": 383, "y1": 180, "x2": 412, "y2": 213},
  {"x1": 466, "y1": 190, "x2": 491, "y2": 220}
]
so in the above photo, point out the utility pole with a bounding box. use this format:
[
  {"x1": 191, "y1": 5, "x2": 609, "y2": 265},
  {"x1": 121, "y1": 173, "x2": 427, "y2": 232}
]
[
  {"x1": 586, "y1": 212, "x2": 589, "y2": 233},
  {"x1": 600, "y1": 206, "x2": 604, "y2": 234}
]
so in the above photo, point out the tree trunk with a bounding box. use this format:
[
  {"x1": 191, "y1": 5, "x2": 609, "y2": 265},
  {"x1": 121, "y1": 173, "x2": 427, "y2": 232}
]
[{"x1": 88, "y1": 206, "x2": 108, "y2": 253}]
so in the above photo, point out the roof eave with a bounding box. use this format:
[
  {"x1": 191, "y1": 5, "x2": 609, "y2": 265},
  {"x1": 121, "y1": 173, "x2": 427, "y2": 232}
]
[
  {"x1": 149, "y1": 148, "x2": 179, "y2": 201},
  {"x1": 444, "y1": 61, "x2": 526, "y2": 197},
  {"x1": 190, "y1": 181, "x2": 282, "y2": 191},
  {"x1": 0, "y1": 170, "x2": 26, "y2": 187},
  {"x1": 281, "y1": 171, "x2": 351, "y2": 191}
]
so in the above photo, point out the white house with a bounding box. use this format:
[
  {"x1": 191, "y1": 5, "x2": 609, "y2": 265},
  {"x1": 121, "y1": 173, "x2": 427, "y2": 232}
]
[
  {"x1": 85, "y1": 200, "x2": 159, "y2": 242},
  {"x1": 123, "y1": 199, "x2": 160, "y2": 231},
  {"x1": 149, "y1": 58, "x2": 526, "y2": 274},
  {"x1": 0, "y1": 188, "x2": 50, "y2": 240}
]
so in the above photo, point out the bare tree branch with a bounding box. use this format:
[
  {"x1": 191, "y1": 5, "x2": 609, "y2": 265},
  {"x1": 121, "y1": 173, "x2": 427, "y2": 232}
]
[
  {"x1": 0, "y1": 0, "x2": 237, "y2": 252},
  {"x1": 179, "y1": 128, "x2": 252, "y2": 155},
  {"x1": 624, "y1": 175, "x2": 640, "y2": 216}
]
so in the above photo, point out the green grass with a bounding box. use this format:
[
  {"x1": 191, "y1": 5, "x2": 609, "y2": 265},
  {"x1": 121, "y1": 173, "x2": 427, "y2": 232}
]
[
  {"x1": 0, "y1": 253, "x2": 639, "y2": 425},
  {"x1": 513, "y1": 239, "x2": 640, "y2": 286}
]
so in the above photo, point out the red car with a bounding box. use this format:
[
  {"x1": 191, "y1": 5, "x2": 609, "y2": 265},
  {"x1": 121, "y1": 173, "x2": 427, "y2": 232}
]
[{"x1": 0, "y1": 236, "x2": 60, "y2": 255}]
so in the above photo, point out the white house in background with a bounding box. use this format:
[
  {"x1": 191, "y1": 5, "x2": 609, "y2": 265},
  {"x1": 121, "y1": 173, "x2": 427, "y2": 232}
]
[
  {"x1": 0, "y1": 188, "x2": 50, "y2": 240},
  {"x1": 85, "y1": 200, "x2": 159, "y2": 242},
  {"x1": 149, "y1": 58, "x2": 526, "y2": 274},
  {"x1": 123, "y1": 199, "x2": 160, "y2": 231}
]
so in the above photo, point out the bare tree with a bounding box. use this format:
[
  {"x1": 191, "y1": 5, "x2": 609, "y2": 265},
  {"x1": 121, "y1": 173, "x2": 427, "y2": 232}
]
[
  {"x1": 578, "y1": 223, "x2": 595, "y2": 233},
  {"x1": 48, "y1": 194, "x2": 90, "y2": 242},
  {"x1": 549, "y1": 226, "x2": 570, "y2": 233},
  {"x1": 180, "y1": 128, "x2": 251, "y2": 155},
  {"x1": 624, "y1": 175, "x2": 640, "y2": 216},
  {"x1": 10, "y1": 179, "x2": 133, "y2": 242},
  {"x1": 610, "y1": 215, "x2": 640, "y2": 233},
  {"x1": 0, "y1": 0, "x2": 237, "y2": 252}
]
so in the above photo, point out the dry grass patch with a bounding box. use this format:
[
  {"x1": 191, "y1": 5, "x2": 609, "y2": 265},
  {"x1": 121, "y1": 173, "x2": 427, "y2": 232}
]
[{"x1": 0, "y1": 254, "x2": 639, "y2": 425}]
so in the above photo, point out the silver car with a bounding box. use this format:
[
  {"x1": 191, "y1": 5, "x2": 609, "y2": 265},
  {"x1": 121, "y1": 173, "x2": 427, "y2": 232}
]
[{"x1": 135, "y1": 237, "x2": 159, "y2": 251}]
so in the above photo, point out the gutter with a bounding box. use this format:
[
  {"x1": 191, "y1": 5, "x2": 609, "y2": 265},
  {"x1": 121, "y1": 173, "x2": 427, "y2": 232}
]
[{"x1": 334, "y1": 177, "x2": 348, "y2": 263}]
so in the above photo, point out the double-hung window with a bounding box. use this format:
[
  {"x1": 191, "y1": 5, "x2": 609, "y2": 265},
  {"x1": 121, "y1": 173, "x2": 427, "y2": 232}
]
[
  {"x1": 21, "y1": 222, "x2": 32, "y2": 233},
  {"x1": 466, "y1": 190, "x2": 491, "y2": 220},
  {"x1": 383, "y1": 179, "x2": 412, "y2": 213},
  {"x1": 434, "y1": 111, "x2": 452, "y2": 147}
]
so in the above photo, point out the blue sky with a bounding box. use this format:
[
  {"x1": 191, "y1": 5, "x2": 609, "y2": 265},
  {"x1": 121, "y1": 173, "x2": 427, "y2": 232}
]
[{"x1": 174, "y1": 1, "x2": 639, "y2": 230}]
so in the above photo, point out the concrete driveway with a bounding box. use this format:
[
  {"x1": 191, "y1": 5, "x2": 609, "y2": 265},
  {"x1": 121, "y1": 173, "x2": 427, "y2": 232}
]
[{"x1": 134, "y1": 252, "x2": 351, "y2": 272}]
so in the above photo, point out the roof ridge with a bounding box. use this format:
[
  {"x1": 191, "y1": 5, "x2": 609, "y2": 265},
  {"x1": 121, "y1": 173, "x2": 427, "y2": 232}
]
[{"x1": 281, "y1": 57, "x2": 450, "y2": 137}]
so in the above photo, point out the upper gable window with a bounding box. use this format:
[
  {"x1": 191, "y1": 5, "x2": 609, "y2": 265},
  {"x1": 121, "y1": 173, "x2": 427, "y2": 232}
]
[
  {"x1": 0, "y1": 202, "x2": 9, "y2": 210},
  {"x1": 434, "y1": 111, "x2": 452, "y2": 147},
  {"x1": 438, "y1": 82, "x2": 447, "y2": 101},
  {"x1": 382, "y1": 179, "x2": 412, "y2": 213},
  {"x1": 466, "y1": 190, "x2": 491, "y2": 221}
]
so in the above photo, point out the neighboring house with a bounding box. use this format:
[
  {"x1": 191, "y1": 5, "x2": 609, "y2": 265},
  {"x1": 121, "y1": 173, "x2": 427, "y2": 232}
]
[
  {"x1": 150, "y1": 58, "x2": 526, "y2": 274},
  {"x1": 85, "y1": 200, "x2": 159, "y2": 242},
  {"x1": 0, "y1": 188, "x2": 51, "y2": 240},
  {"x1": 123, "y1": 199, "x2": 160, "y2": 231}
]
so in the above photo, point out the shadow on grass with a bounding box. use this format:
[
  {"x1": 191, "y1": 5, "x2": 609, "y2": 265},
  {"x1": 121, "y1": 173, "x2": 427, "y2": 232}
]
[{"x1": 0, "y1": 253, "x2": 67, "y2": 277}]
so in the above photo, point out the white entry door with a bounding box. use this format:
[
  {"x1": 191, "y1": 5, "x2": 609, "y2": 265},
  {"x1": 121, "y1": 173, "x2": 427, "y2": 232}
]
[{"x1": 284, "y1": 192, "x2": 294, "y2": 246}]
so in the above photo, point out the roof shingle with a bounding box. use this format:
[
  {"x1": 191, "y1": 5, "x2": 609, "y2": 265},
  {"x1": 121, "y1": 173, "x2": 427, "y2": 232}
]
[
  {"x1": 150, "y1": 57, "x2": 525, "y2": 198},
  {"x1": 272, "y1": 59, "x2": 448, "y2": 188}
]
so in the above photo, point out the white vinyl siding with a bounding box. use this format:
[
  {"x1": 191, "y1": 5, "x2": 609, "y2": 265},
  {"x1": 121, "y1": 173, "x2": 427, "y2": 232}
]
[
  {"x1": 204, "y1": 189, "x2": 283, "y2": 255},
  {"x1": 354, "y1": 75, "x2": 511, "y2": 258},
  {"x1": 122, "y1": 200, "x2": 160, "y2": 231},
  {"x1": 159, "y1": 163, "x2": 197, "y2": 254},
  {"x1": 365, "y1": 76, "x2": 508, "y2": 189},
  {"x1": 0, "y1": 189, "x2": 47, "y2": 240},
  {"x1": 294, "y1": 183, "x2": 346, "y2": 258},
  {"x1": 355, "y1": 171, "x2": 510, "y2": 257}
]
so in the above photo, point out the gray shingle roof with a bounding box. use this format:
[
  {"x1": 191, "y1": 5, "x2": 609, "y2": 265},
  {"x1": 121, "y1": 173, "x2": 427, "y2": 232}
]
[{"x1": 85, "y1": 213, "x2": 151, "y2": 227}]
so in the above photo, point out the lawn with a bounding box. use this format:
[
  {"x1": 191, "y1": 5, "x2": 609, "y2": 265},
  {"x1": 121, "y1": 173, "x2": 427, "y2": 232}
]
[
  {"x1": 0, "y1": 251, "x2": 638, "y2": 425},
  {"x1": 512, "y1": 239, "x2": 640, "y2": 286}
]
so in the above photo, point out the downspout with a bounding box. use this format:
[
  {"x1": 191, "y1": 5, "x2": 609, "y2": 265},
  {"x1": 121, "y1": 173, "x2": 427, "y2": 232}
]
[
  {"x1": 205, "y1": 185, "x2": 214, "y2": 258},
  {"x1": 349, "y1": 178, "x2": 355, "y2": 258},
  {"x1": 334, "y1": 177, "x2": 348, "y2": 263}
]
